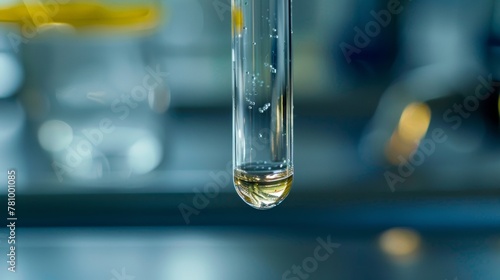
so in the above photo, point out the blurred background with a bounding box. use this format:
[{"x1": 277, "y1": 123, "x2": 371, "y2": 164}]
[{"x1": 1, "y1": 0, "x2": 500, "y2": 279}]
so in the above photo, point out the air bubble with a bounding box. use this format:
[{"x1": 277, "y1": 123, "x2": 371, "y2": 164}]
[{"x1": 258, "y1": 103, "x2": 271, "y2": 113}]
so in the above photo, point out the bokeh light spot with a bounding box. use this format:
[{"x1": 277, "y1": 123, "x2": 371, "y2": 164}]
[
  {"x1": 379, "y1": 228, "x2": 422, "y2": 257},
  {"x1": 38, "y1": 120, "x2": 74, "y2": 152}
]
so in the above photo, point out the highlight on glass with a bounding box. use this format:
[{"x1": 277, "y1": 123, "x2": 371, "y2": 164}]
[{"x1": 232, "y1": 0, "x2": 293, "y2": 209}]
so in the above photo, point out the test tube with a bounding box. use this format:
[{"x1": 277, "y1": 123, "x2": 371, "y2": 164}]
[{"x1": 232, "y1": 0, "x2": 293, "y2": 209}]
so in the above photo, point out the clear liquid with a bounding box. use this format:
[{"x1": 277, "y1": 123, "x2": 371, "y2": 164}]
[
  {"x1": 233, "y1": 0, "x2": 293, "y2": 209},
  {"x1": 234, "y1": 166, "x2": 293, "y2": 210}
]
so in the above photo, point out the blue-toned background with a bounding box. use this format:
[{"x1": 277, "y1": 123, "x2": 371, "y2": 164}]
[{"x1": 1, "y1": 0, "x2": 500, "y2": 279}]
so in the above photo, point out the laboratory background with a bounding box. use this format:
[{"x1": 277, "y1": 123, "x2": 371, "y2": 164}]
[{"x1": 1, "y1": 0, "x2": 500, "y2": 279}]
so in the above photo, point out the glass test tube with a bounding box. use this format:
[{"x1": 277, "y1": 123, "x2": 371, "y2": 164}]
[{"x1": 232, "y1": 0, "x2": 293, "y2": 209}]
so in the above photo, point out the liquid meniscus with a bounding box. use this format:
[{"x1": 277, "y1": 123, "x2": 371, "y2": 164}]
[{"x1": 234, "y1": 166, "x2": 293, "y2": 210}]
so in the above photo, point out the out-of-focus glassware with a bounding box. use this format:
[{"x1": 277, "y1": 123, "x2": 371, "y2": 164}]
[{"x1": 0, "y1": 0, "x2": 169, "y2": 184}]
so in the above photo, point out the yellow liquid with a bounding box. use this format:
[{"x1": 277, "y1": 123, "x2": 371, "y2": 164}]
[{"x1": 234, "y1": 169, "x2": 293, "y2": 210}]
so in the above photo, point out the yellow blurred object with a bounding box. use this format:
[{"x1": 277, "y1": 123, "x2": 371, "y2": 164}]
[
  {"x1": 379, "y1": 228, "x2": 421, "y2": 257},
  {"x1": 232, "y1": 6, "x2": 243, "y2": 36},
  {"x1": 0, "y1": 1, "x2": 160, "y2": 30},
  {"x1": 385, "y1": 132, "x2": 419, "y2": 165},
  {"x1": 397, "y1": 102, "x2": 431, "y2": 143},
  {"x1": 385, "y1": 102, "x2": 431, "y2": 164}
]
